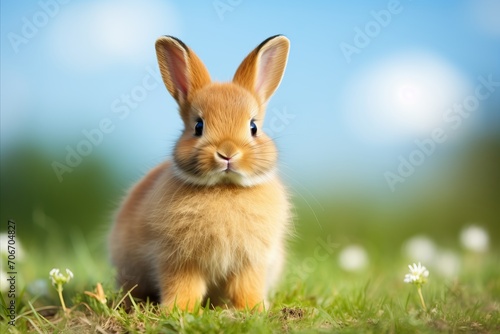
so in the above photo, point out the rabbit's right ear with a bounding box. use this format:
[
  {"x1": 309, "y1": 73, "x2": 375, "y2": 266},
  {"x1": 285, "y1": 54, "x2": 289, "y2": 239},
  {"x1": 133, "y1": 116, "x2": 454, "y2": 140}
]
[{"x1": 155, "y1": 36, "x2": 211, "y2": 106}]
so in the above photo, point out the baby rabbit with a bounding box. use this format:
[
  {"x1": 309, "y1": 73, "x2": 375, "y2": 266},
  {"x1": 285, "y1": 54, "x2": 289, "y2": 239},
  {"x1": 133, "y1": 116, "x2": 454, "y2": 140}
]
[{"x1": 109, "y1": 35, "x2": 291, "y2": 312}]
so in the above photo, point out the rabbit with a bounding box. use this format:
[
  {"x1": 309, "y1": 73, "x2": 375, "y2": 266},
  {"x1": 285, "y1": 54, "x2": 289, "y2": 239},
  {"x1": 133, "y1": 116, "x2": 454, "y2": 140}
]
[{"x1": 108, "y1": 35, "x2": 291, "y2": 312}]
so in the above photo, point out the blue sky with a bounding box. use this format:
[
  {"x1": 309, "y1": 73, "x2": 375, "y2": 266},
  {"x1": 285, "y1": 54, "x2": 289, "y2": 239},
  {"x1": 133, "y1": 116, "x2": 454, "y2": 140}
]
[{"x1": 1, "y1": 0, "x2": 499, "y2": 192}]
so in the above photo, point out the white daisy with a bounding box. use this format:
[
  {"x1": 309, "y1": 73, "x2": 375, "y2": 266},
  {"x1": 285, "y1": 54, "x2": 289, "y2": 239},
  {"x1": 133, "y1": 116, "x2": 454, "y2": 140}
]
[
  {"x1": 404, "y1": 262, "x2": 429, "y2": 285},
  {"x1": 49, "y1": 268, "x2": 74, "y2": 286}
]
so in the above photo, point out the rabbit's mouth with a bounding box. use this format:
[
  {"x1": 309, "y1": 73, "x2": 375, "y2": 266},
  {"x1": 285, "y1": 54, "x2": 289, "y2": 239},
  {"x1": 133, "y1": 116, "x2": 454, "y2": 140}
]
[
  {"x1": 212, "y1": 164, "x2": 252, "y2": 186},
  {"x1": 220, "y1": 165, "x2": 240, "y2": 178},
  {"x1": 223, "y1": 161, "x2": 236, "y2": 173},
  {"x1": 173, "y1": 159, "x2": 275, "y2": 187}
]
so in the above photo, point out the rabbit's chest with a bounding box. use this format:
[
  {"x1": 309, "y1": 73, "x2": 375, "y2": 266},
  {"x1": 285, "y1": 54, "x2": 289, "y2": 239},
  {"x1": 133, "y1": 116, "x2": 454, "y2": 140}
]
[{"x1": 152, "y1": 185, "x2": 288, "y2": 277}]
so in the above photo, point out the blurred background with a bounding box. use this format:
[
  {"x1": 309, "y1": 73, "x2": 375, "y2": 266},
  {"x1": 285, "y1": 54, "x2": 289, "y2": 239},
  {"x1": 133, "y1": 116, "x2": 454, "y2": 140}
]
[{"x1": 1, "y1": 0, "x2": 499, "y2": 292}]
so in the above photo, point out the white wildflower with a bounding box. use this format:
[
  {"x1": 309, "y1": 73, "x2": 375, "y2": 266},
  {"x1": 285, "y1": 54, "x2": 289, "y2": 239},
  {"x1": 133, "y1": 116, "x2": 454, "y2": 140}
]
[
  {"x1": 338, "y1": 245, "x2": 368, "y2": 272},
  {"x1": 49, "y1": 268, "x2": 74, "y2": 286},
  {"x1": 404, "y1": 262, "x2": 429, "y2": 285},
  {"x1": 0, "y1": 233, "x2": 24, "y2": 261},
  {"x1": 460, "y1": 225, "x2": 489, "y2": 252},
  {"x1": 49, "y1": 268, "x2": 73, "y2": 314},
  {"x1": 0, "y1": 270, "x2": 8, "y2": 292},
  {"x1": 403, "y1": 235, "x2": 436, "y2": 263},
  {"x1": 404, "y1": 262, "x2": 429, "y2": 311}
]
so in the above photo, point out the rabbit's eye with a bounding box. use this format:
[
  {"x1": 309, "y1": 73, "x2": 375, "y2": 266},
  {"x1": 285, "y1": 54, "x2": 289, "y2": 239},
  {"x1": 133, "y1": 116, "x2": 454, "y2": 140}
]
[
  {"x1": 194, "y1": 119, "x2": 204, "y2": 136},
  {"x1": 250, "y1": 120, "x2": 257, "y2": 136}
]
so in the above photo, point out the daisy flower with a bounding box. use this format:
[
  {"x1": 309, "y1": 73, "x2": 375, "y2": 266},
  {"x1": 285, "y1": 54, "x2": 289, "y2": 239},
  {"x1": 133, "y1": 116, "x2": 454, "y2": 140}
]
[
  {"x1": 49, "y1": 268, "x2": 74, "y2": 314},
  {"x1": 404, "y1": 262, "x2": 429, "y2": 285},
  {"x1": 404, "y1": 262, "x2": 429, "y2": 311}
]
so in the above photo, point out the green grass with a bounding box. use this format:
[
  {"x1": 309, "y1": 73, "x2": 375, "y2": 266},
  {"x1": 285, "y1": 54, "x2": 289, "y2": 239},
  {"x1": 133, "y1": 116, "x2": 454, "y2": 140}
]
[
  {"x1": 1, "y1": 201, "x2": 499, "y2": 333},
  {"x1": 1, "y1": 242, "x2": 499, "y2": 333}
]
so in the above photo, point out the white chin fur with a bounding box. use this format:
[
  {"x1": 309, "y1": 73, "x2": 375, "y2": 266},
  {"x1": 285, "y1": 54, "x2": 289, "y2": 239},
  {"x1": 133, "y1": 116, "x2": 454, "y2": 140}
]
[{"x1": 172, "y1": 165, "x2": 276, "y2": 187}]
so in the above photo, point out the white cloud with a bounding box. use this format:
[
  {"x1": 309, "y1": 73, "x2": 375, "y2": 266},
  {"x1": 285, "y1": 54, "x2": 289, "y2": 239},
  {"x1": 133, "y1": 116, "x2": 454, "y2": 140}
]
[
  {"x1": 343, "y1": 51, "x2": 470, "y2": 144},
  {"x1": 47, "y1": 0, "x2": 180, "y2": 71}
]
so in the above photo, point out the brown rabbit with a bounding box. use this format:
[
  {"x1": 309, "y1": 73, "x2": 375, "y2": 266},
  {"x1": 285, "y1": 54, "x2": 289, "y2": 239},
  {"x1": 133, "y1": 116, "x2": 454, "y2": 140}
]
[{"x1": 109, "y1": 35, "x2": 291, "y2": 312}]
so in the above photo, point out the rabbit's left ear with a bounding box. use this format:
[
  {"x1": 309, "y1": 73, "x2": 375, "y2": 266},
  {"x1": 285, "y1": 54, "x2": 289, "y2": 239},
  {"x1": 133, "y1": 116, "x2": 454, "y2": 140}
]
[{"x1": 233, "y1": 35, "x2": 290, "y2": 105}]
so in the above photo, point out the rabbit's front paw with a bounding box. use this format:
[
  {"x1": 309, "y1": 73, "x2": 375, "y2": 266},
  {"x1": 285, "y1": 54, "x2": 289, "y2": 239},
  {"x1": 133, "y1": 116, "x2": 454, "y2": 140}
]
[
  {"x1": 226, "y1": 264, "x2": 266, "y2": 312},
  {"x1": 160, "y1": 265, "x2": 207, "y2": 312}
]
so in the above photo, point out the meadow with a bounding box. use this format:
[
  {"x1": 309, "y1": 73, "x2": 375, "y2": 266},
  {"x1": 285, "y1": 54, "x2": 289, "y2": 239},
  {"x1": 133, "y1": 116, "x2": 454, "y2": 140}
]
[{"x1": 1, "y1": 195, "x2": 499, "y2": 333}]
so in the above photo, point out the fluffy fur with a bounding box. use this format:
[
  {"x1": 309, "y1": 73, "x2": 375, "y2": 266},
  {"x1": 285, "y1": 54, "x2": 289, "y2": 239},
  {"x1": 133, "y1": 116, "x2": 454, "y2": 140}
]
[{"x1": 109, "y1": 35, "x2": 291, "y2": 311}]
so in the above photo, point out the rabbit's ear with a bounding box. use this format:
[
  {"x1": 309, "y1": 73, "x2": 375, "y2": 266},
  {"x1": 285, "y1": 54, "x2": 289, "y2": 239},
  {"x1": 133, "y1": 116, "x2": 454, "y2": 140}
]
[
  {"x1": 155, "y1": 36, "x2": 211, "y2": 105},
  {"x1": 233, "y1": 35, "x2": 290, "y2": 105}
]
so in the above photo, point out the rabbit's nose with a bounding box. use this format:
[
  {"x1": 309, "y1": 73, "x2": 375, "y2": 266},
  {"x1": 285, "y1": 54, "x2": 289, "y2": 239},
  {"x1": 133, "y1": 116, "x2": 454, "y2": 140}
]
[
  {"x1": 217, "y1": 152, "x2": 231, "y2": 161},
  {"x1": 216, "y1": 141, "x2": 241, "y2": 162},
  {"x1": 216, "y1": 151, "x2": 240, "y2": 162}
]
